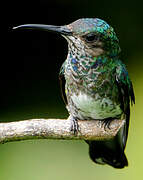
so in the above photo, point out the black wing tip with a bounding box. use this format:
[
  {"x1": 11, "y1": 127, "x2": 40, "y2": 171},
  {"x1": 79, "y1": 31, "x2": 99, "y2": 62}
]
[
  {"x1": 131, "y1": 92, "x2": 135, "y2": 105},
  {"x1": 130, "y1": 81, "x2": 135, "y2": 105},
  {"x1": 91, "y1": 154, "x2": 128, "y2": 169},
  {"x1": 110, "y1": 154, "x2": 128, "y2": 169},
  {"x1": 86, "y1": 141, "x2": 128, "y2": 169}
]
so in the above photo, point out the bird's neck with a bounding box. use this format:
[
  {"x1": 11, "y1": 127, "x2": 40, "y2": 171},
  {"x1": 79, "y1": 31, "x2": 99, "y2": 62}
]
[{"x1": 68, "y1": 49, "x2": 116, "y2": 68}]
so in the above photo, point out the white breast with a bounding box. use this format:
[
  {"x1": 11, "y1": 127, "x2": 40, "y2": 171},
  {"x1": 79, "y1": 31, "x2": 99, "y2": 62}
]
[{"x1": 71, "y1": 92, "x2": 122, "y2": 119}]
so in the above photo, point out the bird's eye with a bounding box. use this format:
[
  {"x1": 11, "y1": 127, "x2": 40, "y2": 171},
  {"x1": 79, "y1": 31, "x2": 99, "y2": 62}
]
[{"x1": 84, "y1": 33, "x2": 98, "y2": 42}]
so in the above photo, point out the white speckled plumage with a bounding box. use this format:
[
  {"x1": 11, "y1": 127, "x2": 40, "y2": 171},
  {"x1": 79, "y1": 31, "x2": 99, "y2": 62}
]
[{"x1": 71, "y1": 92, "x2": 122, "y2": 120}]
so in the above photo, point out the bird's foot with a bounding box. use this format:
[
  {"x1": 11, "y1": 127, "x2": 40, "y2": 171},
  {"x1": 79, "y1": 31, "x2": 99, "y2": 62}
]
[
  {"x1": 101, "y1": 118, "x2": 114, "y2": 131},
  {"x1": 68, "y1": 116, "x2": 79, "y2": 135}
]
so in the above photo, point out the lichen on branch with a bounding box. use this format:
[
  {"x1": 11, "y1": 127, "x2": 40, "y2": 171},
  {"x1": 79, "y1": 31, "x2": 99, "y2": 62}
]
[{"x1": 0, "y1": 118, "x2": 125, "y2": 144}]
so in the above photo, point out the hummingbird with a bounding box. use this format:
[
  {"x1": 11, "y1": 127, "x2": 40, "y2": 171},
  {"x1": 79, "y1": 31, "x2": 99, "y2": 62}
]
[{"x1": 13, "y1": 18, "x2": 135, "y2": 168}]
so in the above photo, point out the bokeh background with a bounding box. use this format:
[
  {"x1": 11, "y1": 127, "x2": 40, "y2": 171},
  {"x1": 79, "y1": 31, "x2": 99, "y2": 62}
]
[{"x1": 2, "y1": 0, "x2": 143, "y2": 179}]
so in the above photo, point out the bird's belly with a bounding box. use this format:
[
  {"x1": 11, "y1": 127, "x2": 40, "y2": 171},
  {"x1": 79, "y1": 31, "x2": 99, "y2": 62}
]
[{"x1": 71, "y1": 92, "x2": 122, "y2": 120}]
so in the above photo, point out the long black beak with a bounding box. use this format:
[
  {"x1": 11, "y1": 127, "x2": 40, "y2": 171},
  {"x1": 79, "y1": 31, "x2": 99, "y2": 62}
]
[{"x1": 13, "y1": 24, "x2": 72, "y2": 35}]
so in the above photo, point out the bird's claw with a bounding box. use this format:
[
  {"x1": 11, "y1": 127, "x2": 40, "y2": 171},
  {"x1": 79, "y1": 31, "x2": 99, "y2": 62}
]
[
  {"x1": 69, "y1": 116, "x2": 79, "y2": 135},
  {"x1": 101, "y1": 118, "x2": 113, "y2": 131}
]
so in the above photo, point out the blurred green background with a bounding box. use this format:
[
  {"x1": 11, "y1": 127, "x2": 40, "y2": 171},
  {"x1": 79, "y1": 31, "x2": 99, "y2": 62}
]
[{"x1": 2, "y1": 0, "x2": 143, "y2": 179}]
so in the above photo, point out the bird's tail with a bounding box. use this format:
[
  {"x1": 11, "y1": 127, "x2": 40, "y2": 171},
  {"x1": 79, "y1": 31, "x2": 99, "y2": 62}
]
[
  {"x1": 86, "y1": 139, "x2": 128, "y2": 169},
  {"x1": 86, "y1": 116, "x2": 129, "y2": 168}
]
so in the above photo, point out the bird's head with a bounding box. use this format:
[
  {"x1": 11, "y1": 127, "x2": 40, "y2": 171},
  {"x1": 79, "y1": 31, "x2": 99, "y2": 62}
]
[{"x1": 13, "y1": 18, "x2": 121, "y2": 58}]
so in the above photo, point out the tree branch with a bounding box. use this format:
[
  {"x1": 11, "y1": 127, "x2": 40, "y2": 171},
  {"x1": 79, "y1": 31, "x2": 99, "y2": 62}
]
[{"x1": 0, "y1": 118, "x2": 125, "y2": 144}]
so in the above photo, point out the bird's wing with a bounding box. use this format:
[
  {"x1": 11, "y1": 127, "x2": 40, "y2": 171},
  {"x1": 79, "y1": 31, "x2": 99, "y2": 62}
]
[
  {"x1": 115, "y1": 62, "x2": 135, "y2": 147},
  {"x1": 59, "y1": 62, "x2": 68, "y2": 105},
  {"x1": 86, "y1": 61, "x2": 135, "y2": 168}
]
